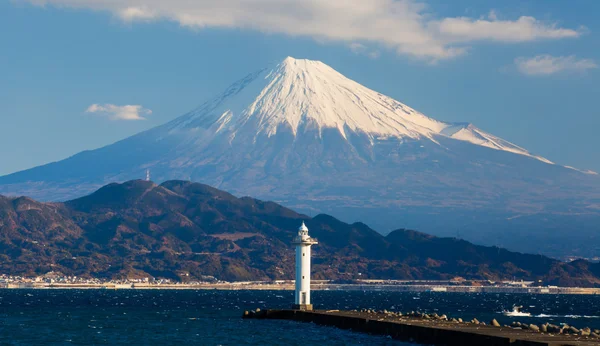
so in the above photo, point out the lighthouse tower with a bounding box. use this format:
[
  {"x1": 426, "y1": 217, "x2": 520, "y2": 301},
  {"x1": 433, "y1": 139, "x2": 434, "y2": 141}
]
[{"x1": 292, "y1": 221, "x2": 318, "y2": 311}]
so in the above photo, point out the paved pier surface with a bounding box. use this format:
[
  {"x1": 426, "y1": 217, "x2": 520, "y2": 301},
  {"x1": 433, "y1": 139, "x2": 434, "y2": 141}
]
[{"x1": 243, "y1": 309, "x2": 600, "y2": 346}]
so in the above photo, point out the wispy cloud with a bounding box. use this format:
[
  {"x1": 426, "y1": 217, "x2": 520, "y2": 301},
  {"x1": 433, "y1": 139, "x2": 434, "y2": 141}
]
[
  {"x1": 118, "y1": 7, "x2": 157, "y2": 22},
  {"x1": 17, "y1": 1, "x2": 584, "y2": 62},
  {"x1": 85, "y1": 104, "x2": 152, "y2": 120},
  {"x1": 348, "y1": 43, "x2": 380, "y2": 59},
  {"x1": 515, "y1": 55, "x2": 598, "y2": 76}
]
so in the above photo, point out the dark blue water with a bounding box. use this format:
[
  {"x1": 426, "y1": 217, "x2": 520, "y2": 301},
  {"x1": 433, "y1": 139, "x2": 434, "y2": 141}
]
[{"x1": 1, "y1": 290, "x2": 599, "y2": 345}]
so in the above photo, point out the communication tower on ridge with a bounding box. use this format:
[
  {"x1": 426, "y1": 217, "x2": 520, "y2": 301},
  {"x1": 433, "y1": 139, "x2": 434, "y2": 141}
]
[{"x1": 145, "y1": 169, "x2": 150, "y2": 182}]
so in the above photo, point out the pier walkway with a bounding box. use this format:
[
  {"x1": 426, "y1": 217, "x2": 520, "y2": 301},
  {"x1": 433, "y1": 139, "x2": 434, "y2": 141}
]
[{"x1": 244, "y1": 309, "x2": 600, "y2": 346}]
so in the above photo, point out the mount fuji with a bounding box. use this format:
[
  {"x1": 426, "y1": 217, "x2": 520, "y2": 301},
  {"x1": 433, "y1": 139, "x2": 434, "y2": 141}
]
[{"x1": 2, "y1": 57, "x2": 599, "y2": 257}]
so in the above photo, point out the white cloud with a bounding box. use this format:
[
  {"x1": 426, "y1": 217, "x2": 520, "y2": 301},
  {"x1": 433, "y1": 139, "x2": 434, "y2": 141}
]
[
  {"x1": 432, "y1": 12, "x2": 581, "y2": 43},
  {"x1": 85, "y1": 104, "x2": 152, "y2": 120},
  {"x1": 19, "y1": 0, "x2": 584, "y2": 61},
  {"x1": 515, "y1": 55, "x2": 598, "y2": 76}
]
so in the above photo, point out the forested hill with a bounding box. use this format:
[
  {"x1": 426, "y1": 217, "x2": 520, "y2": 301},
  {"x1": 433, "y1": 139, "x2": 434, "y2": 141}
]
[{"x1": 1, "y1": 180, "x2": 598, "y2": 286}]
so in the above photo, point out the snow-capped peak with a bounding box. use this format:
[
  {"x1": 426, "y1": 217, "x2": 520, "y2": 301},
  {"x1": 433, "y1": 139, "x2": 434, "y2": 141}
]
[{"x1": 168, "y1": 56, "x2": 551, "y2": 164}]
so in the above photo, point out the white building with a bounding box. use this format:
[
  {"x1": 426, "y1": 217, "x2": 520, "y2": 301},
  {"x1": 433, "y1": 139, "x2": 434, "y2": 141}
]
[{"x1": 292, "y1": 222, "x2": 318, "y2": 310}]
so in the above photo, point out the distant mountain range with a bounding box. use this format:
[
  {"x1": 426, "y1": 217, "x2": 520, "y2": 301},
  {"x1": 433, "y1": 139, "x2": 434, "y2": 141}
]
[
  {"x1": 1, "y1": 180, "x2": 599, "y2": 287},
  {"x1": 1, "y1": 57, "x2": 599, "y2": 257}
]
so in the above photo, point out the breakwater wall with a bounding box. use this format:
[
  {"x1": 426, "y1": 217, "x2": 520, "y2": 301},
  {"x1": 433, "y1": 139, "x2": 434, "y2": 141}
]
[{"x1": 243, "y1": 309, "x2": 600, "y2": 346}]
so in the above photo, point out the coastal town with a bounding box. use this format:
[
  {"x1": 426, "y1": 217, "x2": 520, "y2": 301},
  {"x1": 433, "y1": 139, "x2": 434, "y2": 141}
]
[{"x1": 1, "y1": 273, "x2": 599, "y2": 294}]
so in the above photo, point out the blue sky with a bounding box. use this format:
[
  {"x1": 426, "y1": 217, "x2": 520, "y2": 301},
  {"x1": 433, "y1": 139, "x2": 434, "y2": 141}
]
[{"x1": 1, "y1": 0, "x2": 599, "y2": 175}]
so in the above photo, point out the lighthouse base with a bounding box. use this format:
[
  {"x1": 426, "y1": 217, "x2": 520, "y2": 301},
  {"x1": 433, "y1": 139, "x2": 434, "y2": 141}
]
[{"x1": 292, "y1": 304, "x2": 314, "y2": 311}]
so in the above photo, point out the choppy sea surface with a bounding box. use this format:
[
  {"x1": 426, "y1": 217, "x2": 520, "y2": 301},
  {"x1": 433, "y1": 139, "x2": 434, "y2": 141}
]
[{"x1": 1, "y1": 290, "x2": 600, "y2": 345}]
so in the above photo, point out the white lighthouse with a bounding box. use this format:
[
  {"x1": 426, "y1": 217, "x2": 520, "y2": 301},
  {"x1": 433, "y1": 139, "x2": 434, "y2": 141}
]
[{"x1": 292, "y1": 221, "x2": 318, "y2": 310}]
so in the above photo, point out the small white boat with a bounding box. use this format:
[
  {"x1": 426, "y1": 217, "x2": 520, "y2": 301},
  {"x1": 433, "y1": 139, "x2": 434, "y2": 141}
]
[{"x1": 503, "y1": 305, "x2": 531, "y2": 317}]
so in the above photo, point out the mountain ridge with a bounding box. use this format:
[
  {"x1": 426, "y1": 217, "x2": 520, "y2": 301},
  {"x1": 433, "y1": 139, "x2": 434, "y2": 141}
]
[{"x1": 1, "y1": 179, "x2": 599, "y2": 287}]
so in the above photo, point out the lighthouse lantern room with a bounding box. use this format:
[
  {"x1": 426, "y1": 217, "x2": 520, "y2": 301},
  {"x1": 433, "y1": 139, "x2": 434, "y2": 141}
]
[{"x1": 292, "y1": 221, "x2": 318, "y2": 311}]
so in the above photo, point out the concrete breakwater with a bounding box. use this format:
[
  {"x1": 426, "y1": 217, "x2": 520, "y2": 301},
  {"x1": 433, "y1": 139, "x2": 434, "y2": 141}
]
[{"x1": 243, "y1": 309, "x2": 600, "y2": 346}]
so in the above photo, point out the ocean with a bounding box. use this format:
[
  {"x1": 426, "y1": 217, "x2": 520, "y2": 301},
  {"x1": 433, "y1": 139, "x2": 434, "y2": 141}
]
[{"x1": 1, "y1": 289, "x2": 599, "y2": 345}]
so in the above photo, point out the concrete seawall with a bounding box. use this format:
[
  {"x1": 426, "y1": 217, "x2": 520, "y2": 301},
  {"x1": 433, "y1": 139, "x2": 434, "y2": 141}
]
[{"x1": 243, "y1": 309, "x2": 600, "y2": 346}]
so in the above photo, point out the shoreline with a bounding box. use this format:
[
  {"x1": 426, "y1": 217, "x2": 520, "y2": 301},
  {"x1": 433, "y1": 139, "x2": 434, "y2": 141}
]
[{"x1": 1, "y1": 282, "x2": 599, "y2": 294}]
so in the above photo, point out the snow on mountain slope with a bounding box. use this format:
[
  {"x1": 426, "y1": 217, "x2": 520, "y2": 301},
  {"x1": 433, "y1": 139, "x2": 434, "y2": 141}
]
[
  {"x1": 440, "y1": 123, "x2": 554, "y2": 164},
  {"x1": 165, "y1": 56, "x2": 550, "y2": 163}
]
